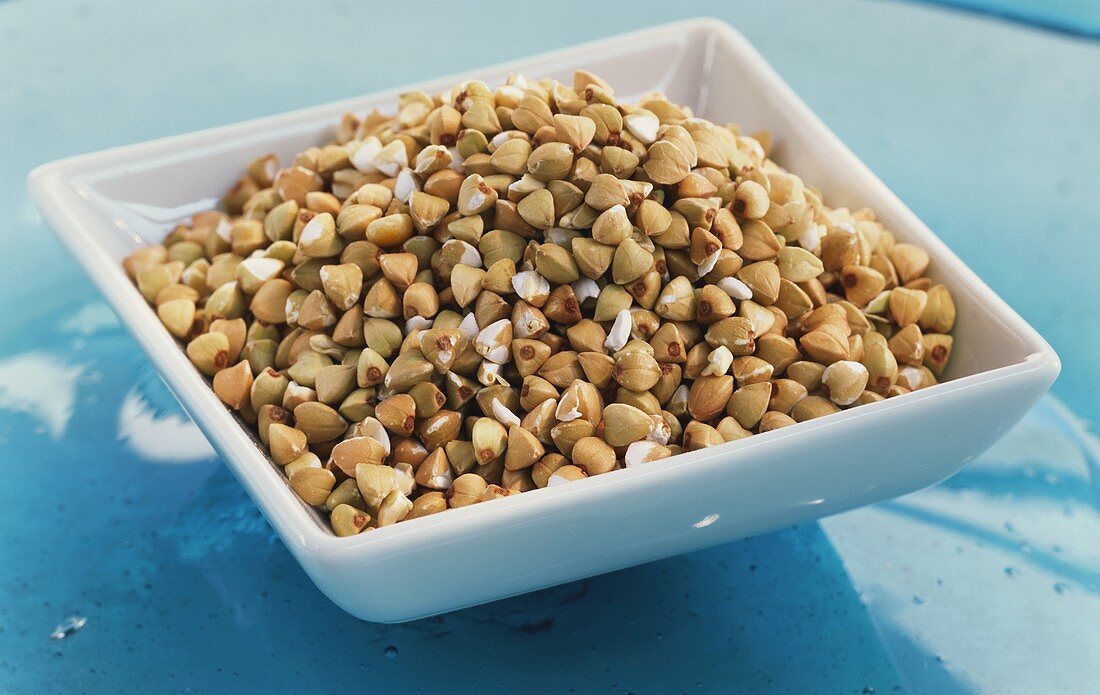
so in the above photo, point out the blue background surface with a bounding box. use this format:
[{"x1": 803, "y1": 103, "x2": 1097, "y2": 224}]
[{"x1": 1, "y1": 1, "x2": 1098, "y2": 692}]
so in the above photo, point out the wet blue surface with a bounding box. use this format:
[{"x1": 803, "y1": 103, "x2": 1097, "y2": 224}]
[{"x1": 1, "y1": 0, "x2": 1098, "y2": 692}]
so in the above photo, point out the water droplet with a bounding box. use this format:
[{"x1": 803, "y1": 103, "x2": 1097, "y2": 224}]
[
  {"x1": 693, "y1": 513, "x2": 719, "y2": 528},
  {"x1": 1053, "y1": 582, "x2": 1071, "y2": 595},
  {"x1": 911, "y1": 595, "x2": 925, "y2": 605},
  {"x1": 863, "y1": 687, "x2": 876, "y2": 694},
  {"x1": 49, "y1": 615, "x2": 87, "y2": 640},
  {"x1": 384, "y1": 645, "x2": 398, "y2": 658},
  {"x1": 1004, "y1": 566, "x2": 1018, "y2": 578}
]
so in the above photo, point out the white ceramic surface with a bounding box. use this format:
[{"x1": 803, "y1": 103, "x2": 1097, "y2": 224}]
[{"x1": 29, "y1": 19, "x2": 1058, "y2": 622}]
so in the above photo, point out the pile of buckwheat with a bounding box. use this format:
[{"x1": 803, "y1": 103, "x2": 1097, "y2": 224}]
[{"x1": 124, "y1": 70, "x2": 956, "y2": 535}]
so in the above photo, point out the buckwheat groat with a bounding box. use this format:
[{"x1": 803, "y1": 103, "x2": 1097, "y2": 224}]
[{"x1": 125, "y1": 70, "x2": 955, "y2": 534}]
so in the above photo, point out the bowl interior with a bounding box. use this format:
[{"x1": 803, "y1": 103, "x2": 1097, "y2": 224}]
[{"x1": 67, "y1": 21, "x2": 1033, "y2": 394}]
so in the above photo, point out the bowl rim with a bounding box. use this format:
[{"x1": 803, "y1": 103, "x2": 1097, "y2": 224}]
[{"x1": 28, "y1": 17, "x2": 1060, "y2": 559}]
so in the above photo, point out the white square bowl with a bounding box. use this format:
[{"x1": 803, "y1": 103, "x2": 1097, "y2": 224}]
[{"x1": 29, "y1": 18, "x2": 1058, "y2": 622}]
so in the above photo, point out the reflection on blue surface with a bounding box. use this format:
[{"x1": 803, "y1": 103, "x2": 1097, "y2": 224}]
[
  {"x1": 824, "y1": 397, "x2": 1100, "y2": 692},
  {"x1": 1, "y1": 0, "x2": 1099, "y2": 691}
]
